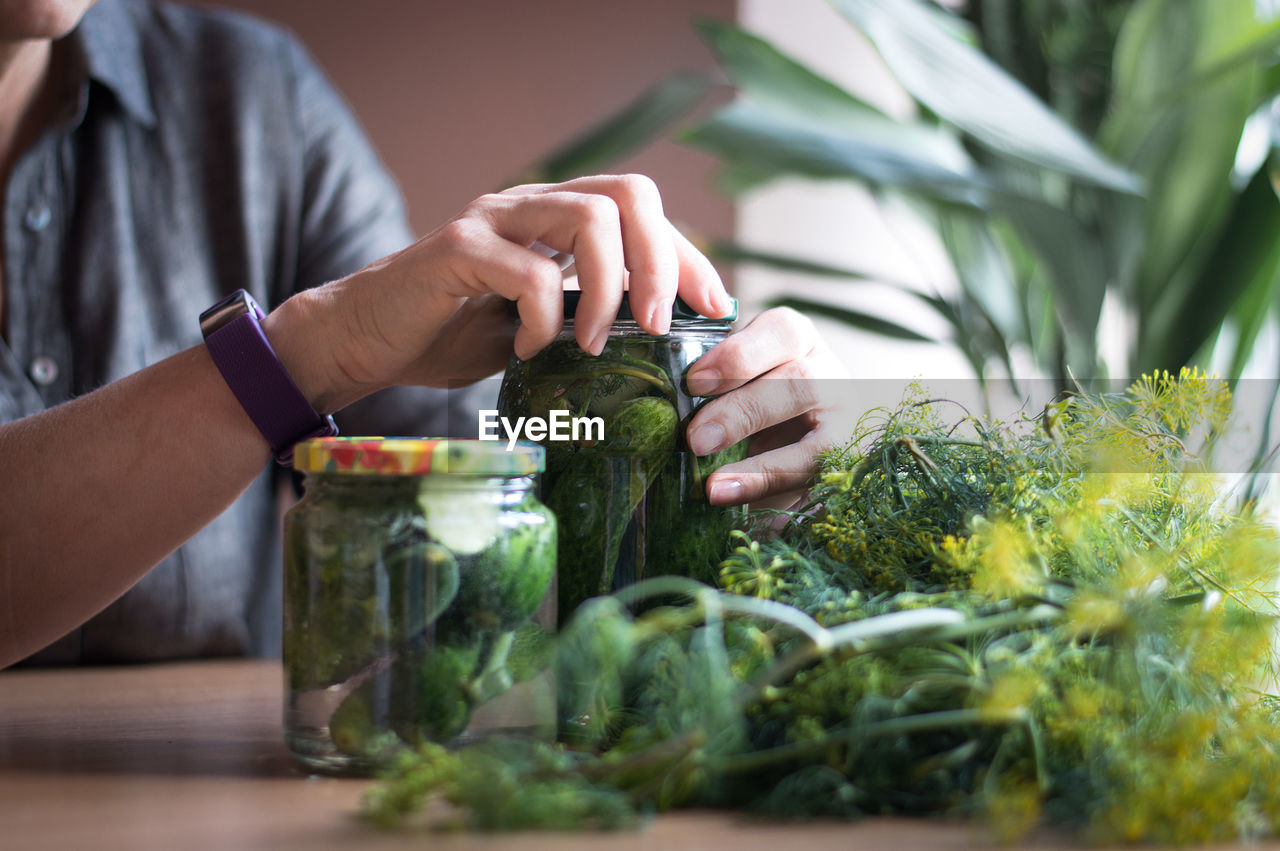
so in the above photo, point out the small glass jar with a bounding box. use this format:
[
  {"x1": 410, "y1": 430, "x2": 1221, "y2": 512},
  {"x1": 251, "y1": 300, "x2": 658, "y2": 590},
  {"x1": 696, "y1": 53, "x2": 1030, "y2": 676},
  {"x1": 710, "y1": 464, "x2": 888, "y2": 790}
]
[
  {"x1": 283, "y1": 437, "x2": 556, "y2": 775},
  {"x1": 497, "y1": 294, "x2": 747, "y2": 622}
]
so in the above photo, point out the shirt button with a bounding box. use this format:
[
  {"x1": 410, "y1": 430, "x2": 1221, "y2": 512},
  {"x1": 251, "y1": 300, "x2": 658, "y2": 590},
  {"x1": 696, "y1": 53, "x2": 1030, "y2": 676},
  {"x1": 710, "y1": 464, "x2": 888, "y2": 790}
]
[
  {"x1": 24, "y1": 202, "x2": 51, "y2": 232},
  {"x1": 30, "y1": 356, "x2": 59, "y2": 386}
]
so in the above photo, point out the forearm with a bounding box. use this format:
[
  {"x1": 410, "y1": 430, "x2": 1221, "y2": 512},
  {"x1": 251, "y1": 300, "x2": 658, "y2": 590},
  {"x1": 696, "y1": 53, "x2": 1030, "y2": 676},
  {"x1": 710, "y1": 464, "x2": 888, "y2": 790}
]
[
  {"x1": 0, "y1": 344, "x2": 271, "y2": 668},
  {"x1": 0, "y1": 173, "x2": 751, "y2": 667},
  {"x1": 0, "y1": 272, "x2": 445, "y2": 667}
]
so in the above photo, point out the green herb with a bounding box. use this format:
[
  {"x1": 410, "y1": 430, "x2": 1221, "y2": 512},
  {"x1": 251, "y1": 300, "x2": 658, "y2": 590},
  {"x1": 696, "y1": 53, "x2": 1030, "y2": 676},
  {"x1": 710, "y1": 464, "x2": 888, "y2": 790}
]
[{"x1": 367, "y1": 369, "x2": 1280, "y2": 844}]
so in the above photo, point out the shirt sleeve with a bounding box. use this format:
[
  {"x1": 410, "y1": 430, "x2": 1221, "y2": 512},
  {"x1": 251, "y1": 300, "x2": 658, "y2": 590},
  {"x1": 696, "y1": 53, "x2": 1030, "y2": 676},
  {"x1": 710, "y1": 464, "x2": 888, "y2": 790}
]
[
  {"x1": 276, "y1": 35, "x2": 488, "y2": 439},
  {"x1": 280, "y1": 35, "x2": 413, "y2": 293}
]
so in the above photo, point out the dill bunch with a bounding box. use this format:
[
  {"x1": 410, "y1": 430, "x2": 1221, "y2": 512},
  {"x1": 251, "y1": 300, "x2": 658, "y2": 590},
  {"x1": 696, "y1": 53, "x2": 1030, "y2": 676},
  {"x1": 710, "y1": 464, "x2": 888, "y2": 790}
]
[{"x1": 364, "y1": 369, "x2": 1280, "y2": 844}]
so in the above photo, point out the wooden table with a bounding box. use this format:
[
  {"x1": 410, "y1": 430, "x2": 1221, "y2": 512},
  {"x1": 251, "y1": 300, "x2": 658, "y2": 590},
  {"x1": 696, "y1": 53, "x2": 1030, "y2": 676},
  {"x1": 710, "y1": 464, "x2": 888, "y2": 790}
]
[{"x1": 0, "y1": 660, "x2": 1257, "y2": 850}]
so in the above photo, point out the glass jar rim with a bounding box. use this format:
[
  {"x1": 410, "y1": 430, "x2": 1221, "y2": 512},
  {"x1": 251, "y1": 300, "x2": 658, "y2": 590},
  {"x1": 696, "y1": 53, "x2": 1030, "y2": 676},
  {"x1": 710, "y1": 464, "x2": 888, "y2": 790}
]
[{"x1": 506, "y1": 292, "x2": 737, "y2": 324}]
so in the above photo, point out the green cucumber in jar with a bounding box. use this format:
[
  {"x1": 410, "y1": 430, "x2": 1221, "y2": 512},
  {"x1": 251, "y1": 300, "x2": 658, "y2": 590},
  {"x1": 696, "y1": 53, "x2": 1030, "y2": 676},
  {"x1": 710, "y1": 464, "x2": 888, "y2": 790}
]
[
  {"x1": 547, "y1": 396, "x2": 675, "y2": 616},
  {"x1": 437, "y1": 511, "x2": 556, "y2": 640}
]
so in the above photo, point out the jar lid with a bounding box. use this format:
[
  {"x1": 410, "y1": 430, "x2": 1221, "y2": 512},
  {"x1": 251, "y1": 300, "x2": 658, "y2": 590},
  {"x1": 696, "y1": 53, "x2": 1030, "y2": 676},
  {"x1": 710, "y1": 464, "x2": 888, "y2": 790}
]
[
  {"x1": 293, "y1": 437, "x2": 544, "y2": 476},
  {"x1": 565, "y1": 291, "x2": 737, "y2": 322},
  {"x1": 506, "y1": 292, "x2": 737, "y2": 323}
]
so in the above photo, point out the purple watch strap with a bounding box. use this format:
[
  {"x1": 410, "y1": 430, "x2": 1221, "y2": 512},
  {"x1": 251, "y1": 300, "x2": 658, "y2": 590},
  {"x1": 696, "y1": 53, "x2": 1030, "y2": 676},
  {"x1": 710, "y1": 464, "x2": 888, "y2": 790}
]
[{"x1": 204, "y1": 310, "x2": 337, "y2": 465}]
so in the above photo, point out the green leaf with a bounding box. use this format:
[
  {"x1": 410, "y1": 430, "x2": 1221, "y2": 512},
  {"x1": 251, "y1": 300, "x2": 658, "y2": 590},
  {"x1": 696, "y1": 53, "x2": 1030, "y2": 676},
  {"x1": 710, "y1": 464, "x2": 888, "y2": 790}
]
[
  {"x1": 518, "y1": 72, "x2": 712, "y2": 184},
  {"x1": 683, "y1": 18, "x2": 993, "y2": 202},
  {"x1": 913, "y1": 287, "x2": 994, "y2": 382},
  {"x1": 1144, "y1": 164, "x2": 1280, "y2": 374},
  {"x1": 933, "y1": 209, "x2": 1022, "y2": 382},
  {"x1": 1103, "y1": 0, "x2": 1267, "y2": 326},
  {"x1": 830, "y1": 0, "x2": 1140, "y2": 194},
  {"x1": 706, "y1": 239, "x2": 914, "y2": 287},
  {"x1": 710, "y1": 161, "x2": 780, "y2": 196},
  {"x1": 1228, "y1": 286, "x2": 1280, "y2": 384},
  {"x1": 705, "y1": 235, "x2": 1015, "y2": 377},
  {"x1": 989, "y1": 195, "x2": 1107, "y2": 369},
  {"x1": 709, "y1": 238, "x2": 997, "y2": 364},
  {"x1": 767, "y1": 296, "x2": 937, "y2": 342},
  {"x1": 1136, "y1": 1, "x2": 1280, "y2": 104},
  {"x1": 936, "y1": 210, "x2": 1022, "y2": 345},
  {"x1": 682, "y1": 100, "x2": 987, "y2": 204},
  {"x1": 695, "y1": 19, "x2": 889, "y2": 131}
]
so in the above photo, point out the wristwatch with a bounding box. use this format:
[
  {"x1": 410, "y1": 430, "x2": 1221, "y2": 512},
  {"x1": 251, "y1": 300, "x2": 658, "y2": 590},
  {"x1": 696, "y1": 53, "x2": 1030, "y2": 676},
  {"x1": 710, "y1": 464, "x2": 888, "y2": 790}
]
[{"x1": 200, "y1": 289, "x2": 338, "y2": 465}]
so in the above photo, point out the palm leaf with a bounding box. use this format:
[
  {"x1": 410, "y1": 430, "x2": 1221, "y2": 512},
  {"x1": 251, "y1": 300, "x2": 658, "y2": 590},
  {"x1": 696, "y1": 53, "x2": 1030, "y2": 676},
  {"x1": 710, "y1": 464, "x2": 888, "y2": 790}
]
[
  {"x1": 518, "y1": 72, "x2": 713, "y2": 184},
  {"x1": 1104, "y1": 0, "x2": 1267, "y2": 329},
  {"x1": 695, "y1": 18, "x2": 889, "y2": 130},
  {"x1": 768, "y1": 296, "x2": 937, "y2": 342},
  {"x1": 682, "y1": 100, "x2": 988, "y2": 204},
  {"x1": 1143, "y1": 165, "x2": 1280, "y2": 373},
  {"x1": 830, "y1": 0, "x2": 1141, "y2": 194},
  {"x1": 706, "y1": 240, "x2": 916, "y2": 288}
]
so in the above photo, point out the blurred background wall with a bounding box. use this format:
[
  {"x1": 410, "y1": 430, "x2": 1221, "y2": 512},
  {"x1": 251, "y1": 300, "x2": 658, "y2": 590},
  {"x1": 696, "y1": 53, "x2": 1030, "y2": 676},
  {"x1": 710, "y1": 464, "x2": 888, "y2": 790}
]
[{"x1": 210, "y1": 0, "x2": 735, "y2": 242}]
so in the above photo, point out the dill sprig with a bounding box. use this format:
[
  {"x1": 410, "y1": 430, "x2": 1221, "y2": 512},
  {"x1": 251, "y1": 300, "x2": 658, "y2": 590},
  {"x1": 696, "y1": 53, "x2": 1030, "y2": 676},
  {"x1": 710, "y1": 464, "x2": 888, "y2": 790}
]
[{"x1": 364, "y1": 369, "x2": 1280, "y2": 844}]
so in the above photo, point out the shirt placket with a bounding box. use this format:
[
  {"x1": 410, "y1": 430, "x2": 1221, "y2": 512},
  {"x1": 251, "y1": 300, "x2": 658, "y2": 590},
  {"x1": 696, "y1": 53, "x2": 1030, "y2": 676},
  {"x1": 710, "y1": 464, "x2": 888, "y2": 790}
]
[{"x1": 3, "y1": 134, "x2": 71, "y2": 416}]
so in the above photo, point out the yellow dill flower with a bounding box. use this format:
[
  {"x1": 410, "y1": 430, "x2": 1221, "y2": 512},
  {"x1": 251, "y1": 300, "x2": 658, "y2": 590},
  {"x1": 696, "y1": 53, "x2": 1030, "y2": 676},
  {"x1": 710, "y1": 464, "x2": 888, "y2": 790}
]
[
  {"x1": 1129, "y1": 366, "x2": 1231, "y2": 436},
  {"x1": 979, "y1": 669, "x2": 1042, "y2": 719},
  {"x1": 820, "y1": 468, "x2": 855, "y2": 491},
  {"x1": 983, "y1": 775, "x2": 1043, "y2": 844},
  {"x1": 963, "y1": 516, "x2": 1046, "y2": 599},
  {"x1": 1065, "y1": 590, "x2": 1126, "y2": 635}
]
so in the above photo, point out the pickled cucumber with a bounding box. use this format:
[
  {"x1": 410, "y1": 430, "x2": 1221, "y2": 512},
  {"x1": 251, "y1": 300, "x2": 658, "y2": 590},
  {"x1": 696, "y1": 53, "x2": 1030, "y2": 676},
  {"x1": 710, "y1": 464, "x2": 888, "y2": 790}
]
[{"x1": 499, "y1": 331, "x2": 745, "y2": 624}]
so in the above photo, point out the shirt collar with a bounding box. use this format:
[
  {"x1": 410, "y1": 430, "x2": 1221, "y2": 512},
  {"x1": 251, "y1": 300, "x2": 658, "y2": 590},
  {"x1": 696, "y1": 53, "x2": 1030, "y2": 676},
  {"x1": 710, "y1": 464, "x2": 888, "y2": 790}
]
[{"x1": 67, "y1": 0, "x2": 157, "y2": 128}]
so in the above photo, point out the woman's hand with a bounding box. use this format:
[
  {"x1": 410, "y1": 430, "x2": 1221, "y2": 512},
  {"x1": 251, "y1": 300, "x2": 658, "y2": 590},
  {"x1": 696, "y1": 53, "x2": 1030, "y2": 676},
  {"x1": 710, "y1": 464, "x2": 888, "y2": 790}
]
[
  {"x1": 266, "y1": 174, "x2": 734, "y2": 413},
  {"x1": 685, "y1": 306, "x2": 850, "y2": 509},
  {"x1": 268, "y1": 173, "x2": 846, "y2": 508}
]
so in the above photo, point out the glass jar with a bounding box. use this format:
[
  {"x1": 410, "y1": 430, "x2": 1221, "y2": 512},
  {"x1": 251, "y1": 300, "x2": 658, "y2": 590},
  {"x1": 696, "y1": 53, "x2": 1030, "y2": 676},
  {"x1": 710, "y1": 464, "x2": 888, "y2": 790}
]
[
  {"x1": 497, "y1": 294, "x2": 747, "y2": 623},
  {"x1": 283, "y1": 437, "x2": 556, "y2": 775}
]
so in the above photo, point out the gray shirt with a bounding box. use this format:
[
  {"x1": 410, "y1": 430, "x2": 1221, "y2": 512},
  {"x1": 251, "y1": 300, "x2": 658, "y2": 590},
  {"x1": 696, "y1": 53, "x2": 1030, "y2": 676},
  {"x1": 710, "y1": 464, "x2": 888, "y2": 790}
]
[{"x1": 4, "y1": 0, "x2": 475, "y2": 663}]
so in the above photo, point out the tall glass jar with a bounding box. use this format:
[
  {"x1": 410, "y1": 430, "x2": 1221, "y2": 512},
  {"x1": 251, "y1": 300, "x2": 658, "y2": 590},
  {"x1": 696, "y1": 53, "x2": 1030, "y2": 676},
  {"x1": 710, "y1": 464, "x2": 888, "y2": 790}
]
[
  {"x1": 497, "y1": 294, "x2": 747, "y2": 623},
  {"x1": 283, "y1": 437, "x2": 556, "y2": 775}
]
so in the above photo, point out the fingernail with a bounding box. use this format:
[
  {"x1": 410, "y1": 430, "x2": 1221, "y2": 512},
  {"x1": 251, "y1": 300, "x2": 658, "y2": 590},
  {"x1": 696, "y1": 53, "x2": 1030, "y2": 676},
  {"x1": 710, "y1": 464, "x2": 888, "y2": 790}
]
[
  {"x1": 713, "y1": 288, "x2": 734, "y2": 317},
  {"x1": 689, "y1": 421, "x2": 725, "y2": 456},
  {"x1": 686, "y1": 368, "x2": 721, "y2": 397},
  {"x1": 589, "y1": 328, "x2": 609, "y2": 356},
  {"x1": 708, "y1": 478, "x2": 744, "y2": 505},
  {"x1": 650, "y1": 299, "x2": 672, "y2": 335}
]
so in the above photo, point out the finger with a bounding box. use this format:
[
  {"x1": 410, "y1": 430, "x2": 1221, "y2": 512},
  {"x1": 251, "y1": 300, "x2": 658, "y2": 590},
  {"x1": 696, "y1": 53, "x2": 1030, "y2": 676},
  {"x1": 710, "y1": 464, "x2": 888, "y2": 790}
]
[
  {"x1": 686, "y1": 359, "x2": 821, "y2": 457},
  {"x1": 686, "y1": 306, "x2": 818, "y2": 398},
  {"x1": 748, "y1": 488, "x2": 810, "y2": 515},
  {"x1": 744, "y1": 412, "x2": 819, "y2": 457},
  {"x1": 671, "y1": 224, "x2": 734, "y2": 322},
  {"x1": 416, "y1": 293, "x2": 516, "y2": 384},
  {"x1": 529, "y1": 239, "x2": 576, "y2": 274},
  {"x1": 704, "y1": 430, "x2": 829, "y2": 506},
  {"x1": 506, "y1": 176, "x2": 679, "y2": 337},
  {"x1": 555, "y1": 192, "x2": 624, "y2": 355},
  {"x1": 562, "y1": 175, "x2": 679, "y2": 335},
  {"x1": 434, "y1": 220, "x2": 565, "y2": 359},
  {"x1": 482, "y1": 191, "x2": 625, "y2": 355}
]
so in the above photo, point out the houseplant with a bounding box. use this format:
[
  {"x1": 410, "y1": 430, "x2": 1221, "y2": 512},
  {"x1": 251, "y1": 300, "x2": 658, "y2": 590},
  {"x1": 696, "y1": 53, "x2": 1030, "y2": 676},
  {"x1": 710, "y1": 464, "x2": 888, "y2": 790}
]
[{"x1": 521, "y1": 0, "x2": 1280, "y2": 475}]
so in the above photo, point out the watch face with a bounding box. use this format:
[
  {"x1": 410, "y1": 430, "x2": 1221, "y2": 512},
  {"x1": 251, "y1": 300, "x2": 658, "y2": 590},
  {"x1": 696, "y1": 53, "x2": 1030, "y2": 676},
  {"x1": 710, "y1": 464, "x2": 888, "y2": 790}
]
[{"x1": 199, "y1": 289, "x2": 264, "y2": 338}]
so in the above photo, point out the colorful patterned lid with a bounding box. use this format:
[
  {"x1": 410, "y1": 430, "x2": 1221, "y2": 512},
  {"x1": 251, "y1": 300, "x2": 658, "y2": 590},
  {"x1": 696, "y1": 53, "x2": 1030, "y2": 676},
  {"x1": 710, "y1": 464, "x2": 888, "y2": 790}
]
[{"x1": 293, "y1": 437, "x2": 544, "y2": 476}]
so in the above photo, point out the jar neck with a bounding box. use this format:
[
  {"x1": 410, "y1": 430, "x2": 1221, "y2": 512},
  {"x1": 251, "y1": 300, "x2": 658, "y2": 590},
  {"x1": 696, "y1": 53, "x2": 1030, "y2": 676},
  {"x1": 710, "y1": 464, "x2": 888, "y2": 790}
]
[
  {"x1": 303, "y1": 473, "x2": 537, "y2": 500},
  {"x1": 560, "y1": 319, "x2": 732, "y2": 339}
]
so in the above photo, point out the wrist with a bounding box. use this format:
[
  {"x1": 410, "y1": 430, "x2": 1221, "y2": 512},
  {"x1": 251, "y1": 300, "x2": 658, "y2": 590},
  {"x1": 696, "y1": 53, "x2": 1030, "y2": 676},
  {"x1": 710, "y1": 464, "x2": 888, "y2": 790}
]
[
  {"x1": 201, "y1": 289, "x2": 338, "y2": 464},
  {"x1": 259, "y1": 285, "x2": 377, "y2": 415}
]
